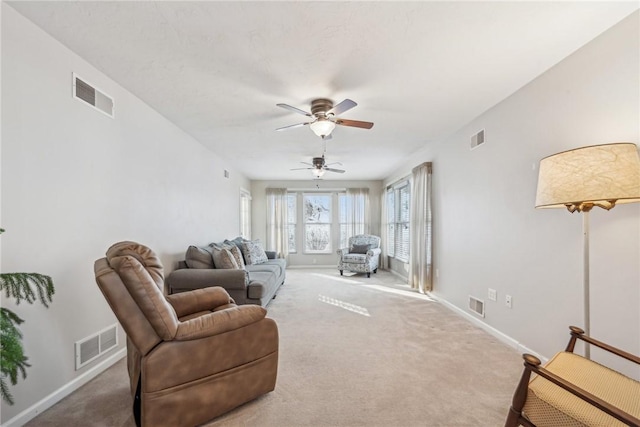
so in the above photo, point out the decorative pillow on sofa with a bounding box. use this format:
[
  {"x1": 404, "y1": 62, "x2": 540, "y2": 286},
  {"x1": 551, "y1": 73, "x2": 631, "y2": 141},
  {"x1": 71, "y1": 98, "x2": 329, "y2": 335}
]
[
  {"x1": 351, "y1": 244, "x2": 372, "y2": 254},
  {"x1": 212, "y1": 247, "x2": 239, "y2": 269},
  {"x1": 242, "y1": 239, "x2": 268, "y2": 265},
  {"x1": 185, "y1": 245, "x2": 214, "y2": 269},
  {"x1": 228, "y1": 244, "x2": 246, "y2": 270},
  {"x1": 225, "y1": 237, "x2": 249, "y2": 263}
]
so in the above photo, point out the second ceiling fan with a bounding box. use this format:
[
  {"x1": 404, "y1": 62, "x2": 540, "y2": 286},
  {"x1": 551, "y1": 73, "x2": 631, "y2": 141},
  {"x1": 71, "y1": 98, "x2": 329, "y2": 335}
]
[
  {"x1": 276, "y1": 98, "x2": 374, "y2": 140},
  {"x1": 291, "y1": 154, "x2": 345, "y2": 178}
]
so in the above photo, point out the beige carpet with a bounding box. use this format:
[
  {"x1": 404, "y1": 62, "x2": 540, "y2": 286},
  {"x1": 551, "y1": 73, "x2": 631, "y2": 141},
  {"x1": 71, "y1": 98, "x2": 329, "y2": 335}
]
[{"x1": 26, "y1": 269, "x2": 524, "y2": 427}]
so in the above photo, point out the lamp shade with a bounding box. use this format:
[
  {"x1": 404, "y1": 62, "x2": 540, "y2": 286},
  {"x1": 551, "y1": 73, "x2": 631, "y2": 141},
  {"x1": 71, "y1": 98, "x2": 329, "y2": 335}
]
[
  {"x1": 309, "y1": 119, "x2": 336, "y2": 138},
  {"x1": 535, "y1": 143, "x2": 640, "y2": 212}
]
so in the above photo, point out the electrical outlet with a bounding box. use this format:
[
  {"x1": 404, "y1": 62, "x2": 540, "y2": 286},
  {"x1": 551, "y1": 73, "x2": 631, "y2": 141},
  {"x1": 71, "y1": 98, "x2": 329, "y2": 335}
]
[
  {"x1": 488, "y1": 288, "x2": 497, "y2": 302},
  {"x1": 505, "y1": 295, "x2": 512, "y2": 309}
]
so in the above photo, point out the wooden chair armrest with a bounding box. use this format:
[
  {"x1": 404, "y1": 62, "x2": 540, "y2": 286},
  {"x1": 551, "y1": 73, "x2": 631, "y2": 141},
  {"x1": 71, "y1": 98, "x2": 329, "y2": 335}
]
[{"x1": 566, "y1": 326, "x2": 640, "y2": 365}]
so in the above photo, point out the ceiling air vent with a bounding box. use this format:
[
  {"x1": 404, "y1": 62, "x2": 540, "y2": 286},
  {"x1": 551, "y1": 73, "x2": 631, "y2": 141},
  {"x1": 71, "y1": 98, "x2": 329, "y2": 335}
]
[
  {"x1": 468, "y1": 295, "x2": 485, "y2": 318},
  {"x1": 471, "y1": 129, "x2": 485, "y2": 150},
  {"x1": 72, "y1": 73, "x2": 114, "y2": 118}
]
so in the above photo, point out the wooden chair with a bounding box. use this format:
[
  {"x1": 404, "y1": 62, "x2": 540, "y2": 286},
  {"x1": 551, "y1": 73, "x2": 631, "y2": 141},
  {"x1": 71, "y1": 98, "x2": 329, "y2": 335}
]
[{"x1": 505, "y1": 326, "x2": 640, "y2": 427}]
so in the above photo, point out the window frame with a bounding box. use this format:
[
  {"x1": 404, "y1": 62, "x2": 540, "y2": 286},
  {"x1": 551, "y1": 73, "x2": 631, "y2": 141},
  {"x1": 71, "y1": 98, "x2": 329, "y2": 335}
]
[
  {"x1": 239, "y1": 189, "x2": 252, "y2": 239},
  {"x1": 387, "y1": 181, "x2": 410, "y2": 262},
  {"x1": 302, "y1": 192, "x2": 333, "y2": 254},
  {"x1": 286, "y1": 192, "x2": 297, "y2": 254}
]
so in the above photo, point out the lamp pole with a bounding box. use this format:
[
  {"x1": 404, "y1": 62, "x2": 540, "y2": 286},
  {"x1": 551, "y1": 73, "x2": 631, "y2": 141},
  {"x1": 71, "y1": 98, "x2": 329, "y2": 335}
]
[{"x1": 582, "y1": 210, "x2": 590, "y2": 359}]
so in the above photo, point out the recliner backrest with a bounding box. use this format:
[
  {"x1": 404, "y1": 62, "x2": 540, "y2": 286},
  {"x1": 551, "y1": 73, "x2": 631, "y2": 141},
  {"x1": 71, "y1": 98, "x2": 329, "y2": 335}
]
[{"x1": 106, "y1": 241, "x2": 179, "y2": 341}]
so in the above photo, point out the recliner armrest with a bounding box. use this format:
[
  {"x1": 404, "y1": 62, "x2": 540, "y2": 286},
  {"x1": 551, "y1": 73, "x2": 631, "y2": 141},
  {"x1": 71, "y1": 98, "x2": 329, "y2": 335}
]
[
  {"x1": 166, "y1": 287, "x2": 236, "y2": 318},
  {"x1": 174, "y1": 305, "x2": 267, "y2": 340}
]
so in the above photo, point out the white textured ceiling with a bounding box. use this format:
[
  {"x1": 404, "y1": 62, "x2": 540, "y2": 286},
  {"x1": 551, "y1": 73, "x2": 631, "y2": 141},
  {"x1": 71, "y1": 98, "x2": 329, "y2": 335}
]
[{"x1": 8, "y1": 1, "x2": 639, "y2": 180}]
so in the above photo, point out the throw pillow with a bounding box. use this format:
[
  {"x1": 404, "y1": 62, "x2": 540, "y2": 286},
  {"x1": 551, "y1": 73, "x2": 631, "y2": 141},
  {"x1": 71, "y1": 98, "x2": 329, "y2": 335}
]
[
  {"x1": 212, "y1": 247, "x2": 239, "y2": 269},
  {"x1": 225, "y1": 237, "x2": 249, "y2": 263},
  {"x1": 185, "y1": 245, "x2": 214, "y2": 269},
  {"x1": 242, "y1": 239, "x2": 268, "y2": 265},
  {"x1": 351, "y1": 244, "x2": 371, "y2": 254},
  {"x1": 228, "y1": 244, "x2": 246, "y2": 270}
]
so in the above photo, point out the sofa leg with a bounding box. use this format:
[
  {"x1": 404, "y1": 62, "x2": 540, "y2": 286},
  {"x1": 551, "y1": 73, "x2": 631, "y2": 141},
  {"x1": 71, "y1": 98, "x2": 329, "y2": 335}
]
[
  {"x1": 339, "y1": 270, "x2": 343, "y2": 276},
  {"x1": 367, "y1": 272, "x2": 371, "y2": 278},
  {"x1": 374, "y1": 269, "x2": 378, "y2": 274}
]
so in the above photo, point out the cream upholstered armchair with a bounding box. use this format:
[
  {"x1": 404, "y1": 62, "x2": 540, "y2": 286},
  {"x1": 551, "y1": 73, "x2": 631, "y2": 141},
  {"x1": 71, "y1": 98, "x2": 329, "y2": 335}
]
[
  {"x1": 94, "y1": 242, "x2": 279, "y2": 427},
  {"x1": 337, "y1": 234, "x2": 381, "y2": 278},
  {"x1": 505, "y1": 326, "x2": 640, "y2": 427}
]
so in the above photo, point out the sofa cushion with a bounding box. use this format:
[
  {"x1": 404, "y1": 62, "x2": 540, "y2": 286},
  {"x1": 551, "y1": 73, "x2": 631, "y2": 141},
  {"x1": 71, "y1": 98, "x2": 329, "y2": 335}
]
[
  {"x1": 212, "y1": 247, "x2": 239, "y2": 269},
  {"x1": 185, "y1": 245, "x2": 214, "y2": 269},
  {"x1": 229, "y1": 245, "x2": 246, "y2": 270},
  {"x1": 245, "y1": 259, "x2": 286, "y2": 279},
  {"x1": 351, "y1": 244, "x2": 371, "y2": 254},
  {"x1": 225, "y1": 237, "x2": 249, "y2": 263},
  {"x1": 243, "y1": 239, "x2": 268, "y2": 265}
]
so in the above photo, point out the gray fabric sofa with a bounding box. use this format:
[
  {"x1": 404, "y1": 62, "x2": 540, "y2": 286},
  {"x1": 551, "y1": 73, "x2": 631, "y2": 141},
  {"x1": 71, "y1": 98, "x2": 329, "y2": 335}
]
[{"x1": 166, "y1": 238, "x2": 285, "y2": 307}]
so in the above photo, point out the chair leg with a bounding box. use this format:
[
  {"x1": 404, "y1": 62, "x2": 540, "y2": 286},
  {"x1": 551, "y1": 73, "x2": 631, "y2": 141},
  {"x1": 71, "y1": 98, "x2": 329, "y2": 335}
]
[
  {"x1": 339, "y1": 270, "x2": 343, "y2": 276},
  {"x1": 367, "y1": 272, "x2": 370, "y2": 278},
  {"x1": 374, "y1": 268, "x2": 377, "y2": 273}
]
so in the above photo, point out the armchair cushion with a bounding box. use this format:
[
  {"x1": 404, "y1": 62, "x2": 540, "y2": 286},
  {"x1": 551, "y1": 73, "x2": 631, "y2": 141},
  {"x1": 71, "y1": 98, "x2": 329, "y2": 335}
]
[
  {"x1": 175, "y1": 305, "x2": 267, "y2": 340},
  {"x1": 351, "y1": 244, "x2": 372, "y2": 254}
]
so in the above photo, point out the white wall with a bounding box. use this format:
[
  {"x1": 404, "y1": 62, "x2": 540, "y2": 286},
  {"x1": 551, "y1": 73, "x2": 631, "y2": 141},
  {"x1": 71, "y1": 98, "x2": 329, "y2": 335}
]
[
  {"x1": 251, "y1": 180, "x2": 382, "y2": 266},
  {"x1": 386, "y1": 11, "x2": 640, "y2": 377},
  {"x1": 1, "y1": 5, "x2": 250, "y2": 423}
]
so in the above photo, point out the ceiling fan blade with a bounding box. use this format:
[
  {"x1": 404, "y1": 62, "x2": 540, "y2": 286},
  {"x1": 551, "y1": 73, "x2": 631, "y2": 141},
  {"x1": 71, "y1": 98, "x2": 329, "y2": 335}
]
[
  {"x1": 335, "y1": 118, "x2": 374, "y2": 129},
  {"x1": 300, "y1": 161, "x2": 313, "y2": 166},
  {"x1": 290, "y1": 167, "x2": 313, "y2": 171},
  {"x1": 276, "y1": 122, "x2": 310, "y2": 131},
  {"x1": 277, "y1": 103, "x2": 312, "y2": 117},
  {"x1": 324, "y1": 168, "x2": 346, "y2": 173},
  {"x1": 325, "y1": 162, "x2": 343, "y2": 167},
  {"x1": 327, "y1": 99, "x2": 357, "y2": 116}
]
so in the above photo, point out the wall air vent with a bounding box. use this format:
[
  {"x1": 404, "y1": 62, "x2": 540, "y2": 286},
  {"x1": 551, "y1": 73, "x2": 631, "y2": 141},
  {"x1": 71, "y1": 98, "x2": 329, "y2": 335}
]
[
  {"x1": 471, "y1": 129, "x2": 485, "y2": 150},
  {"x1": 75, "y1": 324, "x2": 118, "y2": 370},
  {"x1": 468, "y1": 295, "x2": 485, "y2": 318},
  {"x1": 72, "y1": 73, "x2": 114, "y2": 118}
]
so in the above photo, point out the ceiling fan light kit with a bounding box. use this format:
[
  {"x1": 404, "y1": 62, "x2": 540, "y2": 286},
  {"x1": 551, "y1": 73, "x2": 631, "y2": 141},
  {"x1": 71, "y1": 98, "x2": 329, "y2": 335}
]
[{"x1": 309, "y1": 119, "x2": 336, "y2": 138}]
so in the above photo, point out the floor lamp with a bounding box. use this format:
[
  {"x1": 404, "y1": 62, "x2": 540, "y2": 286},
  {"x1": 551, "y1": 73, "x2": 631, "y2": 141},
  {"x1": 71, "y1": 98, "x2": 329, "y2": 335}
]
[{"x1": 534, "y1": 142, "x2": 640, "y2": 359}]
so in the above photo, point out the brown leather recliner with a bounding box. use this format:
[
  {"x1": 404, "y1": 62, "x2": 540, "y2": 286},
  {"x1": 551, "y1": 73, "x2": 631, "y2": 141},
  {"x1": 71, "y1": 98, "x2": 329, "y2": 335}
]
[{"x1": 94, "y1": 241, "x2": 278, "y2": 427}]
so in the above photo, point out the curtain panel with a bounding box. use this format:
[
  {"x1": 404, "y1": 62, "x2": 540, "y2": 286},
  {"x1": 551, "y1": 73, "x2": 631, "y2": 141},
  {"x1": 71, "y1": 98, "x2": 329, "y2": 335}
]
[
  {"x1": 266, "y1": 188, "x2": 289, "y2": 259},
  {"x1": 379, "y1": 186, "x2": 389, "y2": 270},
  {"x1": 409, "y1": 162, "x2": 433, "y2": 293},
  {"x1": 345, "y1": 188, "x2": 370, "y2": 237}
]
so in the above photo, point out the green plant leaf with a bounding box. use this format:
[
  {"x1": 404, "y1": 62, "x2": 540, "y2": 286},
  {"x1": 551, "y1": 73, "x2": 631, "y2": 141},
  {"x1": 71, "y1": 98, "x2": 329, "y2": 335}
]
[{"x1": 0, "y1": 273, "x2": 54, "y2": 307}]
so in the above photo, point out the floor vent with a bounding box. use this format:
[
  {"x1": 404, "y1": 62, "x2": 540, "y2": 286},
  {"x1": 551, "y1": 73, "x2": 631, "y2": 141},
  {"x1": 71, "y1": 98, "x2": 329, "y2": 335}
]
[
  {"x1": 468, "y1": 295, "x2": 485, "y2": 317},
  {"x1": 471, "y1": 129, "x2": 485, "y2": 149},
  {"x1": 72, "y1": 73, "x2": 114, "y2": 118},
  {"x1": 75, "y1": 324, "x2": 118, "y2": 370}
]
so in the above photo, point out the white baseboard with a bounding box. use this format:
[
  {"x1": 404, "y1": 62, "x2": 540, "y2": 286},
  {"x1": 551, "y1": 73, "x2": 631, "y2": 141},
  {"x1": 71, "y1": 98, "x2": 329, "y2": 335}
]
[
  {"x1": 2, "y1": 347, "x2": 126, "y2": 427},
  {"x1": 429, "y1": 293, "x2": 548, "y2": 364}
]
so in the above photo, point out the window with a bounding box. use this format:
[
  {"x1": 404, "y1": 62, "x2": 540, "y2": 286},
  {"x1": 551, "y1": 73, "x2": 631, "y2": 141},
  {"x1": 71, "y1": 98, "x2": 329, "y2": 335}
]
[
  {"x1": 286, "y1": 193, "x2": 297, "y2": 253},
  {"x1": 239, "y1": 189, "x2": 251, "y2": 239},
  {"x1": 387, "y1": 182, "x2": 410, "y2": 261},
  {"x1": 303, "y1": 193, "x2": 332, "y2": 254}
]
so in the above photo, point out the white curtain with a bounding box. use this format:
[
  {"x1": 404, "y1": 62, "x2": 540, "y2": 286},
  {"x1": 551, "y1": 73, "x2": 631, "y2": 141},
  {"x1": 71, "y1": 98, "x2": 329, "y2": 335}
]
[
  {"x1": 346, "y1": 188, "x2": 370, "y2": 236},
  {"x1": 379, "y1": 186, "x2": 389, "y2": 270},
  {"x1": 266, "y1": 188, "x2": 289, "y2": 259},
  {"x1": 409, "y1": 162, "x2": 433, "y2": 293}
]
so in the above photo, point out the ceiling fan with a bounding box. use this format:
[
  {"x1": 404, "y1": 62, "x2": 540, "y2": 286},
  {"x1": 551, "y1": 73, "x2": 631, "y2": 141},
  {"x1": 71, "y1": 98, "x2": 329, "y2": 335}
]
[
  {"x1": 276, "y1": 98, "x2": 374, "y2": 140},
  {"x1": 290, "y1": 155, "x2": 345, "y2": 178}
]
